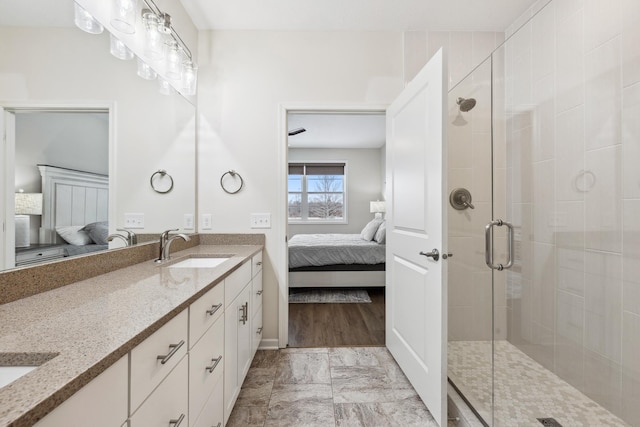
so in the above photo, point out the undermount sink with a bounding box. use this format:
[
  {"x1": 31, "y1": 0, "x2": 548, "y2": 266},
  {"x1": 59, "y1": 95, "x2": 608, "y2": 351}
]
[
  {"x1": 169, "y1": 256, "x2": 231, "y2": 269},
  {"x1": 0, "y1": 353, "x2": 57, "y2": 389}
]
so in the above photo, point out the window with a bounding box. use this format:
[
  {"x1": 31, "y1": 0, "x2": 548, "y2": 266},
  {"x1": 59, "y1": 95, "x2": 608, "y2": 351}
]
[{"x1": 288, "y1": 162, "x2": 346, "y2": 223}]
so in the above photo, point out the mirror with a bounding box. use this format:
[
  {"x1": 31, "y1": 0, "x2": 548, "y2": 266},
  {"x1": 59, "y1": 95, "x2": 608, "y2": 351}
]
[{"x1": 0, "y1": 0, "x2": 196, "y2": 271}]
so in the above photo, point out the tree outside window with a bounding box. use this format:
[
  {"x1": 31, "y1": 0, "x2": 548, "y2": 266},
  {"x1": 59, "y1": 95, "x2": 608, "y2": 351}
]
[{"x1": 288, "y1": 162, "x2": 346, "y2": 223}]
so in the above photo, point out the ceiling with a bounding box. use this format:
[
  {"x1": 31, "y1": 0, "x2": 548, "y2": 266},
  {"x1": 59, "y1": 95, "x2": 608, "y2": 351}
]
[
  {"x1": 1, "y1": 0, "x2": 537, "y2": 32},
  {"x1": 179, "y1": 0, "x2": 537, "y2": 32},
  {"x1": 288, "y1": 113, "x2": 386, "y2": 149}
]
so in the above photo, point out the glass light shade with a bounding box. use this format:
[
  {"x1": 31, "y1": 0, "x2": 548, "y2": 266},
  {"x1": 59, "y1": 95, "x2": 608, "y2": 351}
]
[
  {"x1": 111, "y1": 0, "x2": 137, "y2": 34},
  {"x1": 143, "y1": 12, "x2": 164, "y2": 61},
  {"x1": 137, "y1": 58, "x2": 157, "y2": 80},
  {"x1": 164, "y1": 39, "x2": 182, "y2": 80},
  {"x1": 110, "y1": 34, "x2": 134, "y2": 60},
  {"x1": 157, "y1": 77, "x2": 175, "y2": 95},
  {"x1": 74, "y1": 2, "x2": 103, "y2": 34},
  {"x1": 370, "y1": 201, "x2": 386, "y2": 213},
  {"x1": 181, "y1": 60, "x2": 198, "y2": 96}
]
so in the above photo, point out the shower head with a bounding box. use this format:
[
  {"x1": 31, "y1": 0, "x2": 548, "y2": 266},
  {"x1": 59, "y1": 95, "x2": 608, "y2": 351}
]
[
  {"x1": 288, "y1": 128, "x2": 306, "y2": 136},
  {"x1": 456, "y1": 97, "x2": 477, "y2": 112}
]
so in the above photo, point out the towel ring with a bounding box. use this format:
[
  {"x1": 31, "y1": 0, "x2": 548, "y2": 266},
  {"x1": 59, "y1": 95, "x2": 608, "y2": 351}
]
[
  {"x1": 150, "y1": 169, "x2": 174, "y2": 194},
  {"x1": 220, "y1": 170, "x2": 244, "y2": 194}
]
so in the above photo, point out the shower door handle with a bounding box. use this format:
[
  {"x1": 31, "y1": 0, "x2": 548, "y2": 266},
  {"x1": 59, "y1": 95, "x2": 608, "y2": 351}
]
[{"x1": 484, "y1": 219, "x2": 514, "y2": 271}]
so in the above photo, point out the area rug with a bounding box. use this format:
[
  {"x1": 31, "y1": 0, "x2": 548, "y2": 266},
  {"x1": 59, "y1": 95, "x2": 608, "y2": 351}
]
[{"x1": 289, "y1": 289, "x2": 371, "y2": 303}]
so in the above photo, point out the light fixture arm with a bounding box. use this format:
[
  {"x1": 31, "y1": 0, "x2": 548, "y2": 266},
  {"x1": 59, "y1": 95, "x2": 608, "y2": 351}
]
[{"x1": 141, "y1": 0, "x2": 192, "y2": 60}]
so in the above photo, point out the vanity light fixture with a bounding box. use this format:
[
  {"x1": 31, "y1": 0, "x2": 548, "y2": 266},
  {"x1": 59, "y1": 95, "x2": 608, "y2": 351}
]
[
  {"x1": 142, "y1": 11, "x2": 164, "y2": 61},
  {"x1": 137, "y1": 57, "x2": 157, "y2": 80},
  {"x1": 164, "y1": 39, "x2": 182, "y2": 80},
  {"x1": 109, "y1": 33, "x2": 134, "y2": 60},
  {"x1": 111, "y1": 0, "x2": 138, "y2": 34},
  {"x1": 73, "y1": 2, "x2": 103, "y2": 34},
  {"x1": 181, "y1": 60, "x2": 198, "y2": 96},
  {"x1": 157, "y1": 76, "x2": 176, "y2": 95}
]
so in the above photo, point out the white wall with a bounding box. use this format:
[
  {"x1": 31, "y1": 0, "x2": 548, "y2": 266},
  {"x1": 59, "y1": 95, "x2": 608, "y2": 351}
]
[
  {"x1": 197, "y1": 30, "x2": 404, "y2": 345},
  {"x1": 288, "y1": 147, "x2": 384, "y2": 237},
  {"x1": 0, "y1": 26, "x2": 196, "y2": 234}
]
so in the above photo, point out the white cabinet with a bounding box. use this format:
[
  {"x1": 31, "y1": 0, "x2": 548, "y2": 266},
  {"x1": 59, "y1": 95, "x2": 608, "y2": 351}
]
[
  {"x1": 251, "y1": 262, "x2": 263, "y2": 356},
  {"x1": 189, "y1": 313, "x2": 224, "y2": 426},
  {"x1": 192, "y1": 379, "x2": 223, "y2": 427},
  {"x1": 189, "y1": 283, "x2": 224, "y2": 350},
  {"x1": 34, "y1": 355, "x2": 128, "y2": 427},
  {"x1": 130, "y1": 309, "x2": 188, "y2": 413},
  {"x1": 129, "y1": 356, "x2": 188, "y2": 427}
]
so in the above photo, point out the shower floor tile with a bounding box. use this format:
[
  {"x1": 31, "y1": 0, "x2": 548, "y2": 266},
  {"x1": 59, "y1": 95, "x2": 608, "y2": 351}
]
[{"x1": 448, "y1": 340, "x2": 629, "y2": 427}]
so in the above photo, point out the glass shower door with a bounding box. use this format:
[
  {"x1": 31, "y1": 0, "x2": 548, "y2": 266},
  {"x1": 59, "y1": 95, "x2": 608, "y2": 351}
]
[{"x1": 446, "y1": 56, "x2": 496, "y2": 425}]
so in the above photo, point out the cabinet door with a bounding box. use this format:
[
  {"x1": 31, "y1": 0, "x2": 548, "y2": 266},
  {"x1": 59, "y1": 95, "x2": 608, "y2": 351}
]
[
  {"x1": 192, "y1": 378, "x2": 224, "y2": 427},
  {"x1": 251, "y1": 252, "x2": 263, "y2": 278},
  {"x1": 130, "y1": 309, "x2": 188, "y2": 413},
  {"x1": 223, "y1": 284, "x2": 251, "y2": 424},
  {"x1": 189, "y1": 316, "x2": 224, "y2": 426},
  {"x1": 130, "y1": 355, "x2": 188, "y2": 427},
  {"x1": 34, "y1": 356, "x2": 128, "y2": 427},
  {"x1": 251, "y1": 273, "x2": 262, "y2": 317},
  {"x1": 189, "y1": 282, "x2": 224, "y2": 349},
  {"x1": 252, "y1": 305, "x2": 263, "y2": 357}
]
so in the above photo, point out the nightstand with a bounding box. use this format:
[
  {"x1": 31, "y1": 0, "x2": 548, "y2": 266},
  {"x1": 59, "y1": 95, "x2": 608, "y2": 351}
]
[{"x1": 15, "y1": 244, "x2": 65, "y2": 267}]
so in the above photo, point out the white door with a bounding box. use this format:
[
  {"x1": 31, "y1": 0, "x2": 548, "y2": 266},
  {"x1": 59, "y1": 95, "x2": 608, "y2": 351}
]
[
  {"x1": 0, "y1": 108, "x2": 16, "y2": 270},
  {"x1": 385, "y1": 48, "x2": 448, "y2": 426}
]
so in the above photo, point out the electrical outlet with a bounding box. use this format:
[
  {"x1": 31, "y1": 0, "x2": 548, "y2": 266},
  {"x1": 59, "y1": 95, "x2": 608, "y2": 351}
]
[
  {"x1": 250, "y1": 213, "x2": 271, "y2": 229},
  {"x1": 184, "y1": 213, "x2": 194, "y2": 230},
  {"x1": 124, "y1": 213, "x2": 144, "y2": 229},
  {"x1": 202, "y1": 214, "x2": 212, "y2": 230}
]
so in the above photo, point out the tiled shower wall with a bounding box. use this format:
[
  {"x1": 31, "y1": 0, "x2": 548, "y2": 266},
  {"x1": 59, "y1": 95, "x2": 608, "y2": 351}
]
[{"x1": 502, "y1": 0, "x2": 640, "y2": 423}]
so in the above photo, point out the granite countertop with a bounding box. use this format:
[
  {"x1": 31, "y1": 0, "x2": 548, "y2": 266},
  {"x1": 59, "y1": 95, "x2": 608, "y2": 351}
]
[{"x1": 0, "y1": 244, "x2": 262, "y2": 427}]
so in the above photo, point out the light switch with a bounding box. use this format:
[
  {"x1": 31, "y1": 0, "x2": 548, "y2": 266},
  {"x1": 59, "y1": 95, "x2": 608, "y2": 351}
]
[
  {"x1": 184, "y1": 213, "x2": 194, "y2": 230},
  {"x1": 124, "y1": 213, "x2": 144, "y2": 228},
  {"x1": 250, "y1": 213, "x2": 271, "y2": 229},
  {"x1": 202, "y1": 214, "x2": 212, "y2": 230}
]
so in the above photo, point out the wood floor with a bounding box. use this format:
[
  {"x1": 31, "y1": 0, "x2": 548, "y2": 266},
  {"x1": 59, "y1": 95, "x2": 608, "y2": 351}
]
[{"x1": 287, "y1": 287, "x2": 385, "y2": 347}]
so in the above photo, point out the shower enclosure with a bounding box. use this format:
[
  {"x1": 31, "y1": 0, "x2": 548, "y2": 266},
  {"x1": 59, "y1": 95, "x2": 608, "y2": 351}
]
[{"x1": 446, "y1": 0, "x2": 639, "y2": 425}]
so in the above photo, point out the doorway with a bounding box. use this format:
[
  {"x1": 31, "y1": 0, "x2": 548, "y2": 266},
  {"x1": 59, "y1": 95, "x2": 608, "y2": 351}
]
[{"x1": 280, "y1": 107, "x2": 388, "y2": 348}]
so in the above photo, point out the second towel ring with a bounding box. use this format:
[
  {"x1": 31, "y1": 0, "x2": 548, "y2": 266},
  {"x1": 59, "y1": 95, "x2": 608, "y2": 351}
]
[
  {"x1": 150, "y1": 169, "x2": 174, "y2": 194},
  {"x1": 220, "y1": 170, "x2": 244, "y2": 194}
]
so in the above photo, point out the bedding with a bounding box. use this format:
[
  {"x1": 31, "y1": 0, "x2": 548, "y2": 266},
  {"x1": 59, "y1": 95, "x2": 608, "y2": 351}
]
[
  {"x1": 62, "y1": 244, "x2": 109, "y2": 257},
  {"x1": 288, "y1": 233, "x2": 386, "y2": 269}
]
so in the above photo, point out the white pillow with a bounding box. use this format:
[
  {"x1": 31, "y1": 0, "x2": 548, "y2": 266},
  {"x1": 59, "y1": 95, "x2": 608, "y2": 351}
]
[
  {"x1": 374, "y1": 221, "x2": 386, "y2": 244},
  {"x1": 360, "y1": 218, "x2": 383, "y2": 241},
  {"x1": 56, "y1": 225, "x2": 92, "y2": 245}
]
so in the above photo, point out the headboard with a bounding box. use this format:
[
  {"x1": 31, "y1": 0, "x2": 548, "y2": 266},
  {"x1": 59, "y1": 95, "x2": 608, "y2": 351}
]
[{"x1": 38, "y1": 165, "x2": 109, "y2": 244}]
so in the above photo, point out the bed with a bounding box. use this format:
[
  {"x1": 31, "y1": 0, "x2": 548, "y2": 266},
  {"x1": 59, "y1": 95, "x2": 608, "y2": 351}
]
[
  {"x1": 37, "y1": 165, "x2": 109, "y2": 258},
  {"x1": 288, "y1": 222, "x2": 386, "y2": 288}
]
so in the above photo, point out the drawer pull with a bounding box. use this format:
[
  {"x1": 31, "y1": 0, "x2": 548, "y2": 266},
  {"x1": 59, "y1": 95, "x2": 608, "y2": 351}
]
[
  {"x1": 205, "y1": 355, "x2": 223, "y2": 373},
  {"x1": 256, "y1": 290, "x2": 263, "y2": 296},
  {"x1": 169, "y1": 413, "x2": 185, "y2": 427},
  {"x1": 256, "y1": 261, "x2": 262, "y2": 266},
  {"x1": 206, "y1": 303, "x2": 223, "y2": 316},
  {"x1": 256, "y1": 327, "x2": 263, "y2": 334},
  {"x1": 157, "y1": 340, "x2": 185, "y2": 364},
  {"x1": 239, "y1": 302, "x2": 248, "y2": 324}
]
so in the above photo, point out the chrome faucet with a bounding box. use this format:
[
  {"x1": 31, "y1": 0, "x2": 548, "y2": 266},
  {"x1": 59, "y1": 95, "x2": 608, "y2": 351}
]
[
  {"x1": 107, "y1": 233, "x2": 129, "y2": 246},
  {"x1": 156, "y1": 229, "x2": 191, "y2": 262},
  {"x1": 116, "y1": 228, "x2": 138, "y2": 246}
]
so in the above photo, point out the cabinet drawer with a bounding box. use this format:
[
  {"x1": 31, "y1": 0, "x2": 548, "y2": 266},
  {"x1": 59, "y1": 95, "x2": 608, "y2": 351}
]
[
  {"x1": 189, "y1": 316, "x2": 224, "y2": 425},
  {"x1": 251, "y1": 274, "x2": 263, "y2": 317},
  {"x1": 34, "y1": 356, "x2": 128, "y2": 427},
  {"x1": 16, "y1": 246, "x2": 65, "y2": 265},
  {"x1": 130, "y1": 355, "x2": 188, "y2": 427},
  {"x1": 251, "y1": 252, "x2": 263, "y2": 278},
  {"x1": 189, "y1": 282, "x2": 224, "y2": 349},
  {"x1": 224, "y1": 261, "x2": 251, "y2": 307},
  {"x1": 130, "y1": 309, "x2": 188, "y2": 413},
  {"x1": 192, "y1": 378, "x2": 223, "y2": 427}
]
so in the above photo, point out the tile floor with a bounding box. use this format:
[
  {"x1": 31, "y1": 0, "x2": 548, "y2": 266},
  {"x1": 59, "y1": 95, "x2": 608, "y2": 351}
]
[
  {"x1": 448, "y1": 340, "x2": 629, "y2": 427},
  {"x1": 226, "y1": 346, "x2": 439, "y2": 427}
]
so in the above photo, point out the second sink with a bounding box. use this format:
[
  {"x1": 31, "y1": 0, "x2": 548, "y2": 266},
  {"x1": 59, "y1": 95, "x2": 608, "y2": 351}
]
[{"x1": 169, "y1": 257, "x2": 230, "y2": 269}]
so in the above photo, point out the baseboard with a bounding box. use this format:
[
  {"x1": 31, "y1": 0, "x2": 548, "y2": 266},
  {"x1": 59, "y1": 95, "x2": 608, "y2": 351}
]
[{"x1": 258, "y1": 338, "x2": 279, "y2": 350}]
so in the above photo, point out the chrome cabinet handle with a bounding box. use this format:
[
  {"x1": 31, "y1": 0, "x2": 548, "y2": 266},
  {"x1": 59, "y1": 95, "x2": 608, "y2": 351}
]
[
  {"x1": 256, "y1": 290, "x2": 263, "y2": 296},
  {"x1": 239, "y1": 302, "x2": 248, "y2": 324},
  {"x1": 256, "y1": 261, "x2": 262, "y2": 266},
  {"x1": 157, "y1": 340, "x2": 185, "y2": 364},
  {"x1": 169, "y1": 414, "x2": 185, "y2": 427},
  {"x1": 257, "y1": 327, "x2": 263, "y2": 334},
  {"x1": 485, "y1": 219, "x2": 514, "y2": 271},
  {"x1": 206, "y1": 303, "x2": 222, "y2": 316},
  {"x1": 205, "y1": 355, "x2": 222, "y2": 373}
]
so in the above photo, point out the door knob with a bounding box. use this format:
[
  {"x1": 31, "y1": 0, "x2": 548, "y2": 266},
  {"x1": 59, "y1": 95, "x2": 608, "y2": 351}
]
[
  {"x1": 420, "y1": 249, "x2": 440, "y2": 261},
  {"x1": 419, "y1": 249, "x2": 453, "y2": 262}
]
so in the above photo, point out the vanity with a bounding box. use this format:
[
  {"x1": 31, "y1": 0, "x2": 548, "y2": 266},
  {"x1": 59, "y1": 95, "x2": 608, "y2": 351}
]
[{"x1": 0, "y1": 241, "x2": 263, "y2": 427}]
